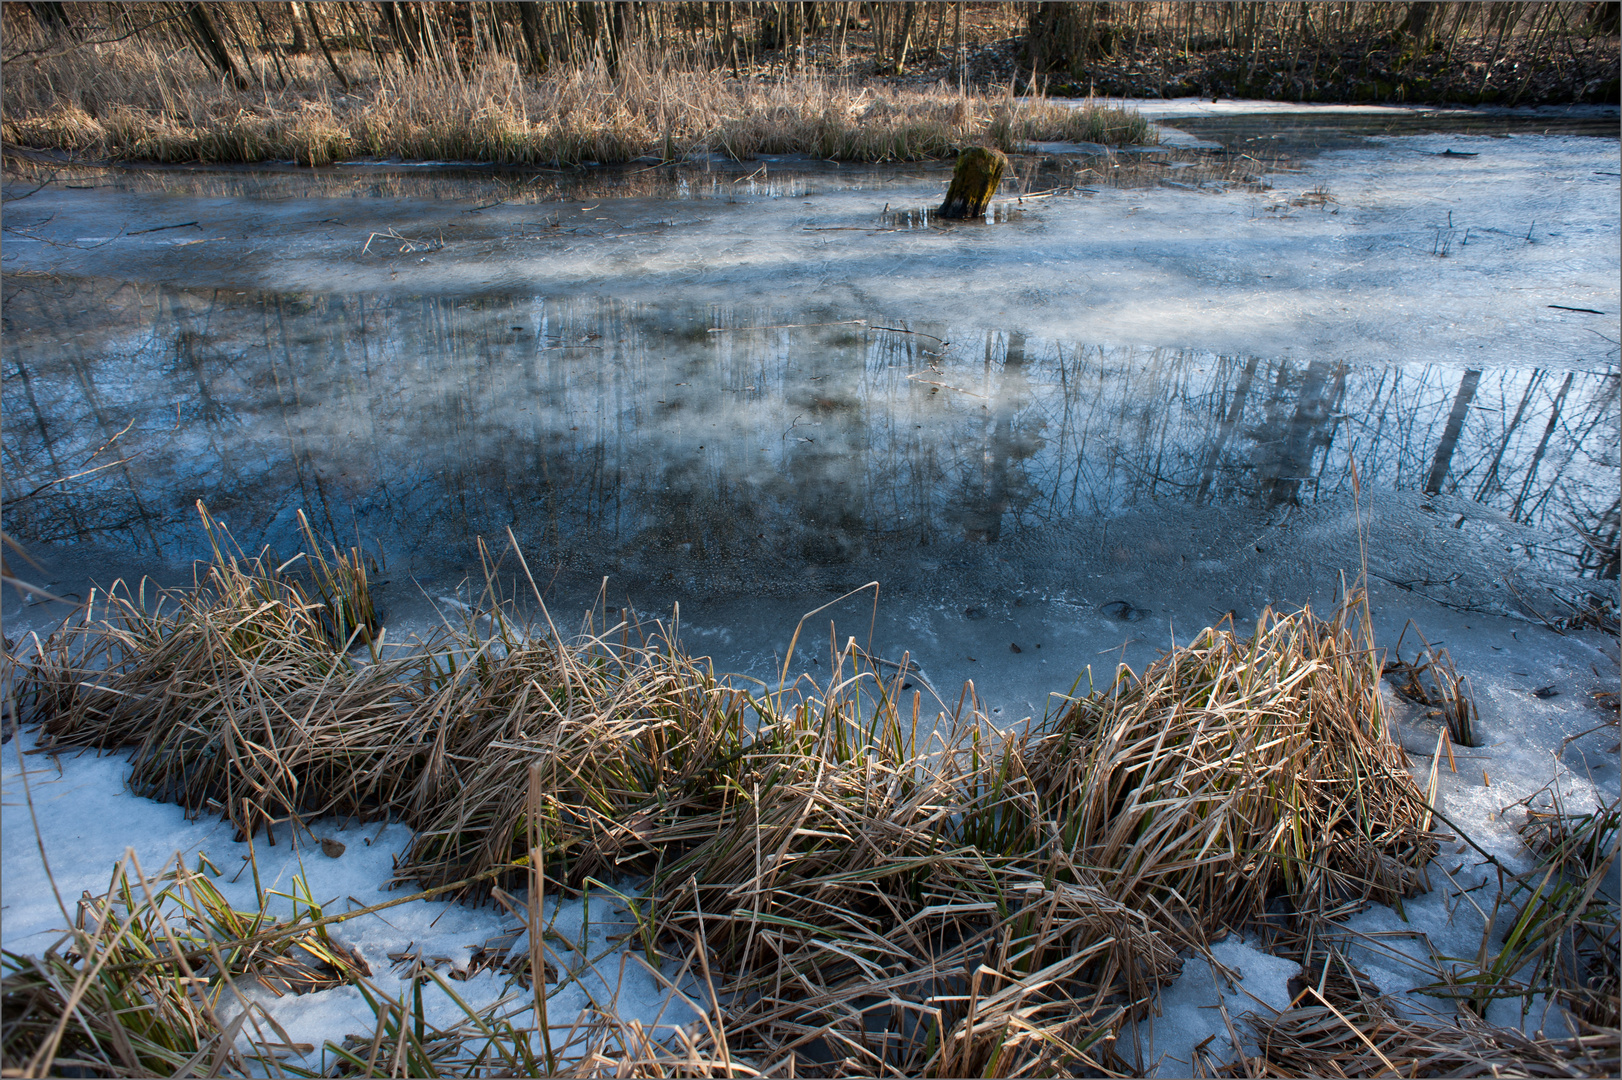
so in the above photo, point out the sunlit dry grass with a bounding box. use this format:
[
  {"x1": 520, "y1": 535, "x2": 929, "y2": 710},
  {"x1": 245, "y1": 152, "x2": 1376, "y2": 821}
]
[{"x1": 1, "y1": 35, "x2": 1151, "y2": 166}]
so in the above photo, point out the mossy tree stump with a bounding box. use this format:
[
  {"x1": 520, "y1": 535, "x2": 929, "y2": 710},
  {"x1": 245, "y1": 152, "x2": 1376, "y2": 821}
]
[{"x1": 938, "y1": 146, "x2": 1007, "y2": 220}]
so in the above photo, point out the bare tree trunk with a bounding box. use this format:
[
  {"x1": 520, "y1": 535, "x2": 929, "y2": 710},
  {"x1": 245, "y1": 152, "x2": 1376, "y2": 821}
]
[
  {"x1": 517, "y1": 0, "x2": 548, "y2": 69},
  {"x1": 217, "y1": 4, "x2": 268, "y2": 88},
  {"x1": 1402, "y1": 1, "x2": 1437, "y2": 46},
  {"x1": 1424, "y1": 368, "x2": 1481, "y2": 494},
  {"x1": 252, "y1": 3, "x2": 292, "y2": 85},
  {"x1": 953, "y1": 0, "x2": 962, "y2": 84},
  {"x1": 893, "y1": 0, "x2": 916, "y2": 72},
  {"x1": 608, "y1": 0, "x2": 633, "y2": 74},
  {"x1": 577, "y1": 1, "x2": 601, "y2": 64},
  {"x1": 302, "y1": 2, "x2": 352, "y2": 88},
  {"x1": 186, "y1": 2, "x2": 251, "y2": 88},
  {"x1": 25, "y1": 2, "x2": 77, "y2": 38},
  {"x1": 725, "y1": 0, "x2": 740, "y2": 75},
  {"x1": 377, "y1": 1, "x2": 420, "y2": 66},
  {"x1": 289, "y1": 0, "x2": 311, "y2": 52}
]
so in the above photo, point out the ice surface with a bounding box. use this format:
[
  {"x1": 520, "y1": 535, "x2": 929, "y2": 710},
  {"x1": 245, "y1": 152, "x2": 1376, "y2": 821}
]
[{"x1": 4, "y1": 119, "x2": 1615, "y2": 365}]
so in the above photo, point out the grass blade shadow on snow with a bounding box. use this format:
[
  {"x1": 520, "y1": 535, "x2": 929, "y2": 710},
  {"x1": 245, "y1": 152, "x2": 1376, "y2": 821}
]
[{"x1": 1420, "y1": 788, "x2": 1619, "y2": 1029}]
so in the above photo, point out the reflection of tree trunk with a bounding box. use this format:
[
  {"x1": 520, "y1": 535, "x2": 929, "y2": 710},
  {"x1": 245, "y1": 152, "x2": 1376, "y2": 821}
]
[
  {"x1": 954, "y1": 331, "x2": 1039, "y2": 543},
  {"x1": 1522, "y1": 387, "x2": 1615, "y2": 528},
  {"x1": 1195, "y1": 354, "x2": 1259, "y2": 504},
  {"x1": 1423, "y1": 368, "x2": 1480, "y2": 495},
  {"x1": 1260, "y1": 360, "x2": 1334, "y2": 507},
  {"x1": 1511, "y1": 371, "x2": 1573, "y2": 522},
  {"x1": 1577, "y1": 497, "x2": 1620, "y2": 580},
  {"x1": 1312, "y1": 363, "x2": 1350, "y2": 490},
  {"x1": 783, "y1": 321, "x2": 867, "y2": 563},
  {"x1": 272, "y1": 297, "x2": 331, "y2": 537},
  {"x1": 981, "y1": 332, "x2": 1027, "y2": 542},
  {"x1": 10, "y1": 358, "x2": 68, "y2": 484},
  {"x1": 69, "y1": 354, "x2": 161, "y2": 551},
  {"x1": 170, "y1": 290, "x2": 239, "y2": 487},
  {"x1": 1473, "y1": 369, "x2": 1542, "y2": 502},
  {"x1": 8, "y1": 354, "x2": 92, "y2": 543}
]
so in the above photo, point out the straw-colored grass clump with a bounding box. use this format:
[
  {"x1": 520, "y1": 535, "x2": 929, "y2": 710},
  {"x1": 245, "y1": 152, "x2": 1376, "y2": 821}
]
[
  {"x1": 13, "y1": 513, "x2": 1612, "y2": 1076},
  {"x1": 24, "y1": 511, "x2": 407, "y2": 842},
  {"x1": 1024, "y1": 607, "x2": 1435, "y2": 931},
  {"x1": 2, "y1": 37, "x2": 1150, "y2": 166}
]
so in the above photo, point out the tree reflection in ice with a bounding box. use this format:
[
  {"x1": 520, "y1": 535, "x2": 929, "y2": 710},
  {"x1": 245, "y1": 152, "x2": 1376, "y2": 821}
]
[{"x1": 4, "y1": 281, "x2": 1617, "y2": 586}]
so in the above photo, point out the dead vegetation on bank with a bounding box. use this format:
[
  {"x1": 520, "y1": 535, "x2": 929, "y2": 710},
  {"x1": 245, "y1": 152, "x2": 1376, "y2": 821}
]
[
  {"x1": 6, "y1": 506, "x2": 1617, "y2": 1076},
  {"x1": 0, "y1": 3, "x2": 1151, "y2": 167}
]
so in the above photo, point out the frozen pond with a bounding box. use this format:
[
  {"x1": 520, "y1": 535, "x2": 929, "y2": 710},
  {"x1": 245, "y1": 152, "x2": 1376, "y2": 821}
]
[
  {"x1": 4, "y1": 101, "x2": 1618, "y2": 1078},
  {"x1": 4, "y1": 106, "x2": 1618, "y2": 701}
]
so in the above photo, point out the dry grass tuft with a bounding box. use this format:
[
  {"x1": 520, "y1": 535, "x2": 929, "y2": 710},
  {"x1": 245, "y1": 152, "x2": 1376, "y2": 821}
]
[
  {"x1": 385, "y1": 596, "x2": 1438, "y2": 1073},
  {"x1": 20, "y1": 503, "x2": 424, "y2": 842},
  {"x1": 1022, "y1": 604, "x2": 1439, "y2": 934},
  {"x1": 402, "y1": 615, "x2": 759, "y2": 896},
  {"x1": 1241, "y1": 996, "x2": 1620, "y2": 1078},
  {"x1": 1383, "y1": 621, "x2": 1479, "y2": 747}
]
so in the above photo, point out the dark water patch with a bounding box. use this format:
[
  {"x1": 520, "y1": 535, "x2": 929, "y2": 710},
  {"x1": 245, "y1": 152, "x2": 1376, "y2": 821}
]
[
  {"x1": 0, "y1": 140, "x2": 1284, "y2": 212},
  {"x1": 1167, "y1": 109, "x2": 1622, "y2": 155},
  {"x1": 5, "y1": 279, "x2": 1615, "y2": 597}
]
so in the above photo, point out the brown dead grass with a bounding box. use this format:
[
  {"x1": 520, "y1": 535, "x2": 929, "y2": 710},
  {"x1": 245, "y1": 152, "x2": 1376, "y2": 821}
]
[
  {"x1": 18, "y1": 507, "x2": 1608, "y2": 1075},
  {"x1": 1242, "y1": 995, "x2": 1619, "y2": 1078},
  {"x1": 1, "y1": 33, "x2": 1151, "y2": 167},
  {"x1": 22, "y1": 506, "x2": 423, "y2": 842}
]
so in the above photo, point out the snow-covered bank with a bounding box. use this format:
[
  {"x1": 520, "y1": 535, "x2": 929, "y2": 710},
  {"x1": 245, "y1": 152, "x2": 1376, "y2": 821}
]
[{"x1": 0, "y1": 721, "x2": 695, "y2": 1075}]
